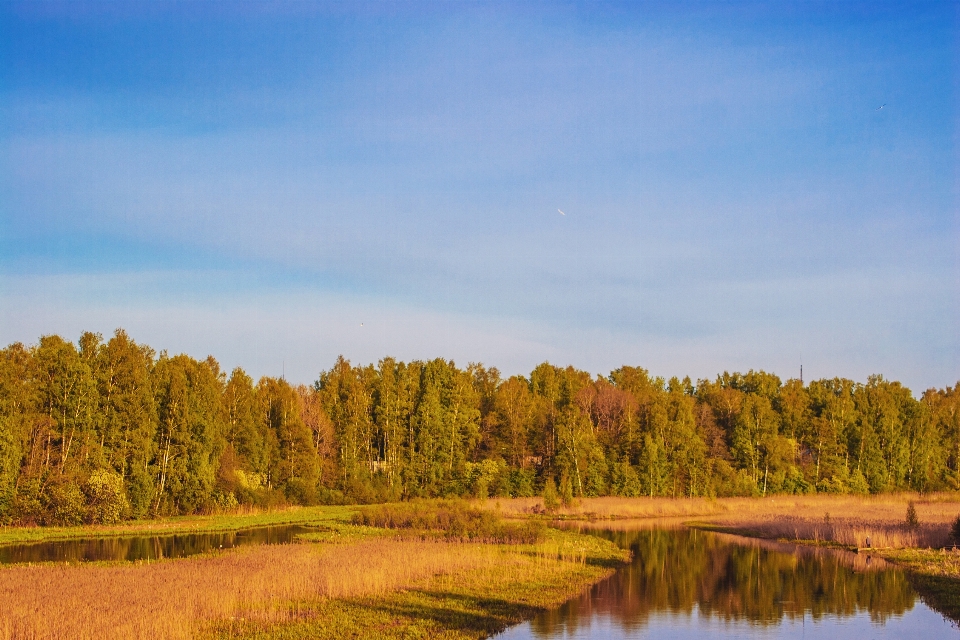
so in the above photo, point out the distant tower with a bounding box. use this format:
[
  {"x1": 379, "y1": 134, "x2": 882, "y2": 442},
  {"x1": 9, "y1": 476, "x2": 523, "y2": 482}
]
[{"x1": 800, "y1": 355, "x2": 803, "y2": 385}]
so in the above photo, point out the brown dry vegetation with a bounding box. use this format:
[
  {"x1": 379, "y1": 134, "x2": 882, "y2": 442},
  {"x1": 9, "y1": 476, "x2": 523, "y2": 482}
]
[
  {"x1": 488, "y1": 496, "x2": 727, "y2": 520},
  {"x1": 693, "y1": 493, "x2": 960, "y2": 549},
  {"x1": 0, "y1": 538, "x2": 500, "y2": 639},
  {"x1": 489, "y1": 493, "x2": 960, "y2": 549},
  {"x1": 0, "y1": 529, "x2": 617, "y2": 640}
]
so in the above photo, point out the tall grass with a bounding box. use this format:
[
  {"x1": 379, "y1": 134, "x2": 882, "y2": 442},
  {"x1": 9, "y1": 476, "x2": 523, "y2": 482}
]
[
  {"x1": 0, "y1": 538, "x2": 505, "y2": 640},
  {"x1": 490, "y1": 493, "x2": 960, "y2": 550},
  {"x1": 353, "y1": 500, "x2": 544, "y2": 543},
  {"x1": 698, "y1": 493, "x2": 960, "y2": 549},
  {"x1": 0, "y1": 524, "x2": 614, "y2": 640},
  {"x1": 715, "y1": 516, "x2": 953, "y2": 549},
  {"x1": 488, "y1": 496, "x2": 727, "y2": 520}
]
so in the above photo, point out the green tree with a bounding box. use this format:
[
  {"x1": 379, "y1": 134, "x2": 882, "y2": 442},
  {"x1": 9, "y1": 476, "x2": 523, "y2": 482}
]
[
  {"x1": 94, "y1": 329, "x2": 157, "y2": 516},
  {"x1": 259, "y1": 377, "x2": 319, "y2": 504},
  {"x1": 0, "y1": 343, "x2": 35, "y2": 522},
  {"x1": 732, "y1": 394, "x2": 780, "y2": 493},
  {"x1": 152, "y1": 354, "x2": 225, "y2": 514},
  {"x1": 32, "y1": 334, "x2": 98, "y2": 478},
  {"x1": 494, "y1": 376, "x2": 534, "y2": 468}
]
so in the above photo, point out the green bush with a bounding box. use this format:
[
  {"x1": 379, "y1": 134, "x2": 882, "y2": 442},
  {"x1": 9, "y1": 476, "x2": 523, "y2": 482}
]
[
  {"x1": 950, "y1": 515, "x2": 960, "y2": 545},
  {"x1": 211, "y1": 490, "x2": 240, "y2": 512},
  {"x1": 352, "y1": 500, "x2": 544, "y2": 544},
  {"x1": 48, "y1": 483, "x2": 85, "y2": 526},
  {"x1": 542, "y1": 477, "x2": 560, "y2": 511},
  {"x1": 85, "y1": 470, "x2": 130, "y2": 524}
]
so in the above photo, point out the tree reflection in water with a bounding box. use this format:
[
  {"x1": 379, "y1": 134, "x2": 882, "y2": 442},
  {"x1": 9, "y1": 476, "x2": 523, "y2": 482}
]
[{"x1": 531, "y1": 527, "x2": 917, "y2": 636}]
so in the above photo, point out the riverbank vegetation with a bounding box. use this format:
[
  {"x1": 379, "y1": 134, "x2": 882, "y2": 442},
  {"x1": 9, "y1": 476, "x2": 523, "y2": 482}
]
[
  {"x1": 0, "y1": 503, "x2": 627, "y2": 640},
  {"x1": 353, "y1": 500, "x2": 545, "y2": 543},
  {"x1": 1, "y1": 329, "x2": 958, "y2": 527},
  {"x1": 0, "y1": 505, "x2": 351, "y2": 546}
]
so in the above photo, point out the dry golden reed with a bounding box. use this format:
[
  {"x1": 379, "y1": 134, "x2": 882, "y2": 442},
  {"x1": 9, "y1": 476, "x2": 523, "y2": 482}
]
[
  {"x1": 704, "y1": 494, "x2": 960, "y2": 549},
  {"x1": 487, "y1": 496, "x2": 727, "y2": 520},
  {"x1": 489, "y1": 493, "x2": 960, "y2": 549},
  {"x1": 0, "y1": 538, "x2": 507, "y2": 640}
]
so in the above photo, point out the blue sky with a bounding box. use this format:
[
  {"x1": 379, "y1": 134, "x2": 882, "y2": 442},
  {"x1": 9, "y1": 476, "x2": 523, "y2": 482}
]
[{"x1": 1, "y1": 1, "x2": 957, "y2": 392}]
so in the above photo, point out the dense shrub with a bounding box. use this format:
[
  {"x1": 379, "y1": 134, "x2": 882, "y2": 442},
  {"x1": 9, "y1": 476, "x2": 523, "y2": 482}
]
[
  {"x1": 86, "y1": 470, "x2": 130, "y2": 524},
  {"x1": 352, "y1": 500, "x2": 544, "y2": 544},
  {"x1": 48, "y1": 483, "x2": 85, "y2": 526}
]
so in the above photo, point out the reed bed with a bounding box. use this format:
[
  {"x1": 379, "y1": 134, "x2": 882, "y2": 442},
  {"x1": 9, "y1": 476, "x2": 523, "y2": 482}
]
[
  {"x1": 712, "y1": 514, "x2": 954, "y2": 549},
  {"x1": 698, "y1": 494, "x2": 960, "y2": 549},
  {"x1": 354, "y1": 500, "x2": 544, "y2": 543},
  {"x1": 487, "y1": 496, "x2": 729, "y2": 519},
  {"x1": 0, "y1": 538, "x2": 506, "y2": 640},
  {"x1": 487, "y1": 493, "x2": 960, "y2": 541}
]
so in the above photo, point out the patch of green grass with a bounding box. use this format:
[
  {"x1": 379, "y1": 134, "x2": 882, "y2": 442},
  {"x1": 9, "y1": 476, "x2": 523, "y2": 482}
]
[
  {"x1": 0, "y1": 506, "x2": 356, "y2": 546},
  {"x1": 292, "y1": 521, "x2": 390, "y2": 544},
  {"x1": 208, "y1": 529, "x2": 628, "y2": 640}
]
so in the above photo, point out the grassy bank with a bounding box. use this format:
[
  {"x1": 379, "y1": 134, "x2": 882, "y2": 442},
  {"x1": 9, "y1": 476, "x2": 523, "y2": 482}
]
[
  {"x1": 0, "y1": 504, "x2": 627, "y2": 640},
  {"x1": 0, "y1": 506, "x2": 354, "y2": 546},
  {"x1": 208, "y1": 529, "x2": 625, "y2": 640}
]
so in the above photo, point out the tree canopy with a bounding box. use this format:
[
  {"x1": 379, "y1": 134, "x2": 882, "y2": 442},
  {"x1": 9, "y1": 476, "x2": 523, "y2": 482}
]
[{"x1": 0, "y1": 330, "x2": 957, "y2": 525}]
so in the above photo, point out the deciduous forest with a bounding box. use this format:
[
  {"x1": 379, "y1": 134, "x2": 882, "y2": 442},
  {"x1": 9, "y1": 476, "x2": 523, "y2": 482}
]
[{"x1": 1, "y1": 330, "x2": 957, "y2": 525}]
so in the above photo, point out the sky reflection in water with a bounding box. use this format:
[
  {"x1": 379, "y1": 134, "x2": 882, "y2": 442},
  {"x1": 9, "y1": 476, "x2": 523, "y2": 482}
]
[{"x1": 498, "y1": 526, "x2": 958, "y2": 639}]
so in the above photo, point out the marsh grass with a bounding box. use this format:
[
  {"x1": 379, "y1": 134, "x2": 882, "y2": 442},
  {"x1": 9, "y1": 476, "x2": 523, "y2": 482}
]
[
  {"x1": 0, "y1": 523, "x2": 624, "y2": 640},
  {"x1": 211, "y1": 528, "x2": 626, "y2": 640},
  {"x1": 353, "y1": 500, "x2": 545, "y2": 543},
  {"x1": 489, "y1": 496, "x2": 728, "y2": 520},
  {"x1": 708, "y1": 516, "x2": 953, "y2": 549},
  {"x1": 689, "y1": 494, "x2": 960, "y2": 550},
  {"x1": 0, "y1": 537, "x2": 492, "y2": 639},
  {"x1": 487, "y1": 493, "x2": 960, "y2": 525}
]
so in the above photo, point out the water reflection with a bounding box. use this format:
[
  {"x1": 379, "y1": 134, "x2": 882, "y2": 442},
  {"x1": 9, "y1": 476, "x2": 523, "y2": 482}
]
[
  {"x1": 500, "y1": 524, "x2": 958, "y2": 639},
  {"x1": 0, "y1": 524, "x2": 318, "y2": 564}
]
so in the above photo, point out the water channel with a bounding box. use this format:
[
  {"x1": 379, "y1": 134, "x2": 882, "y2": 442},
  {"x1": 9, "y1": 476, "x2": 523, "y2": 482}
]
[
  {"x1": 498, "y1": 522, "x2": 958, "y2": 639},
  {"x1": 0, "y1": 523, "x2": 318, "y2": 564}
]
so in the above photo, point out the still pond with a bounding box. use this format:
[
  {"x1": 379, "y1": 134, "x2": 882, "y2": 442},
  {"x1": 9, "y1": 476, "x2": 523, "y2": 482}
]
[{"x1": 498, "y1": 523, "x2": 958, "y2": 639}]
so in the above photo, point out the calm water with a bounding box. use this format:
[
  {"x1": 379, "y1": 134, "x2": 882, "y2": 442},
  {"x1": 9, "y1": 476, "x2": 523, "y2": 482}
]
[
  {"x1": 498, "y1": 524, "x2": 959, "y2": 639},
  {"x1": 0, "y1": 524, "x2": 318, "y2": 564}
]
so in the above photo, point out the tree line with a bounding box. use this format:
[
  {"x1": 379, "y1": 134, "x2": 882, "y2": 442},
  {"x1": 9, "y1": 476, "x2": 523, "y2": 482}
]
[{"x1": 0, "y1": 329, "x2": 957, "y2": 525}]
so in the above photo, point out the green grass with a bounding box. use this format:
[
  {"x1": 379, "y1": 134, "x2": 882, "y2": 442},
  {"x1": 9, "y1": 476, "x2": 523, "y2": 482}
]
[
  {"x1": 0, "y1": 506, "x2": 356, "y2": 546},
  {"x1": 208, "y1": 528, "x2": 627, "y2": 640}
]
